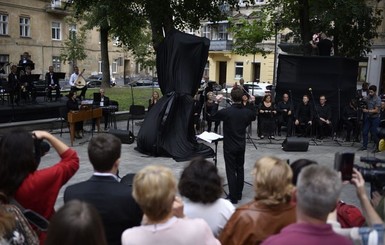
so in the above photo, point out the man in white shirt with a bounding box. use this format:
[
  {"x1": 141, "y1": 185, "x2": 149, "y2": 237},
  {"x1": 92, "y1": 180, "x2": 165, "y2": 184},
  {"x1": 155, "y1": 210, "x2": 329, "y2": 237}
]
[{"x1": 68, "y1": 66, "x2": 87, "y2": 100}]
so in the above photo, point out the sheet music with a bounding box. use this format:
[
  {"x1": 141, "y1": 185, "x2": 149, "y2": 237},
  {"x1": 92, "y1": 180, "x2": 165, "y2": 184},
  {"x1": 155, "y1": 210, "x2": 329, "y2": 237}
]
[{"x1": 197, "y1": 131, "x2": 223, "y2": 143}]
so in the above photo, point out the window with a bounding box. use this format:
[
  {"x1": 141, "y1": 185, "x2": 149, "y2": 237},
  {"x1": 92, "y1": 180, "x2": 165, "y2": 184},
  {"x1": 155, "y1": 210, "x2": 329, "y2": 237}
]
[
  {"x1": 0, "y1": 14, "x2": 8, "y2": 35},
  {"x1": 98, "y1": 61, "x2": 102, "y2": 74},
  {"x1": 112, "y1": 61, "x2": 118, "y2": 74},
  {"x1": 0, "y1": 54, "x2": 9, "y2": 74},
  {"x1": 52, "y1": 22, "x2": 61, "y2": 40},
  {"x1": 235, "y1": 62, "x2": 243, "y2": 79},
  {"x1": 20, "y1": 17, "x2": 30, "y2": 37},
  {"x1": 202, "y1": 25, "x2": 211, "y2": 39},
  {"x1": 358, "y1": 59, "x2": 368, "y2": 82},
  {"x1": 52, "y1": 56, "x2": 61, "y2": 72},
  {"x1": 51, "y1": 0, "x2": 61, "y2": 8},
  {"x1": 204, "y1": 61, "x2": 209, "y2": 77},
  {"x1": 218, "y1": 24, "x2": 228, "y2": 40}
]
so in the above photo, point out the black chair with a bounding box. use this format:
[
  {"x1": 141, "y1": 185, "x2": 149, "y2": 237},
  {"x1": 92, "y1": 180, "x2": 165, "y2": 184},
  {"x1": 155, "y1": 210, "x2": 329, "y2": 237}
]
[
  {"x1": 59, "y1": 107, "x2": 69, "y2": 137},
  {"x1": 127, "y1": 105, "x2": 146, "y2": 136},
  {"x1": 108, "y1": 100, "x2": 119, "y2": 129}
]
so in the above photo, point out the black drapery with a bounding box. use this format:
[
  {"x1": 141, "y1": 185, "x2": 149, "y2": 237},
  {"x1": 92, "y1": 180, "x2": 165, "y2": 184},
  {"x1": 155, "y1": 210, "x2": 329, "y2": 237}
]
[
  {"x1": 135, "y1": 30, "x2": 214, "y2": 161},
  {"x1": 275, "y1": 54, "x2": 358, "y2": 126}
]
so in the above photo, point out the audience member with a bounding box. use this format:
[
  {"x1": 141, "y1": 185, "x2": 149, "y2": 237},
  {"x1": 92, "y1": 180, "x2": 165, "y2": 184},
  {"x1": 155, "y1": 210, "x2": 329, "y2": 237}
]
[
  {"x1": 290, "y1": 159, "x2": 317, "y2": 185},
  {"x1": 121, "y1": 165, "x2": 220, "y2": 245},
  {"x1": 178, "y1": 157, "x2": 235, "y2": 237},
  {"x1": 0, "y1": 129, "x2": 79, "y2": 243},
  {"x1": 45, "y1": 200, "x2": 107, "y2": 245},
  {"x1": 64, "y1": 133, "x2": 142, "y2": 245},
  {"x1": 261, "y1": 165, "x2": 352, "y2": 245},
  {"x1": 219, "y1": 156, "x2": 296, "y2": 245}
]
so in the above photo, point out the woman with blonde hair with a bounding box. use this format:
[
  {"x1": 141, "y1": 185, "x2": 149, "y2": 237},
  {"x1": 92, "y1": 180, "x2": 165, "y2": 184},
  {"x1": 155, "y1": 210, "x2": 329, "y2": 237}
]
[
  {"x1": 121, "y1": 165, "x2": 220, "y2": 245},
  {"x1": 219, "y1": 156, "x2": 296, "y2": 245}
]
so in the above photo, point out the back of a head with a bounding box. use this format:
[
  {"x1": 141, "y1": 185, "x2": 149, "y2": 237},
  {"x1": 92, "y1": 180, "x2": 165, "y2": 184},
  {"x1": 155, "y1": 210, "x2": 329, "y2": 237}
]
[
  {"x1": 296, "y1": 165, "x2": 342, "y2": 220},
  {"x1": 253, "y1": 156, "x2": 293, "y2": 205},
  {"x1": 369, "y1": 85, "x2": 377, "y2": 92},
  {"x1": 133, "y1": 165, "x2": 176, "y2": 222},
  {"x1": 45, "y1": 200, "x2": 107, "y2": 245},
  {"x1": 87, "y1": 134, "x2": 121, "y2": 172},
  {"x1": 0, "y1": 129, "x2": 35, "y2": 197},
  {"x1": 290, "y1": 159, "x2": 318, "y2": 185},
  {"x1": 231, "y1": 87, "x2": 243, "y2": 103},
  {"x1": 178, "y1": 157, "x2": 222, "y2": 204}
]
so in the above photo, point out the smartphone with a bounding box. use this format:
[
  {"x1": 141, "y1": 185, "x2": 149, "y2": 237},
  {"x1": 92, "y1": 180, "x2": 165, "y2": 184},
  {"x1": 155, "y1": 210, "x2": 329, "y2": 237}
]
[{"x1": 334, "y1": 152, "x2": 354, "y2": 181}]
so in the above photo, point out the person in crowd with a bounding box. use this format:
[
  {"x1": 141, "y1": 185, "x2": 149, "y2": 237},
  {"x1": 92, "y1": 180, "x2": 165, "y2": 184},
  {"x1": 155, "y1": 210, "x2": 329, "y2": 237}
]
[
  {"x1": 356, "y1": 82, "x2": 369, "y2": 101},
  {"x1": 68, "y1": 66, "x2": 87, "y2": 100},
  {"x1": 342, "y1": 99, "x2": 360, "y2": 142},
  {"x1": 64, "y1": 133, "x2": 143, "y2": 245},
  {"x1": 0, "y1": 129, "x2": 79, "y2": 243},
  {"x1": 261, "y1": 165, "x2": 352, "y2": 245},
  {"x1": 8, "y1": 64, "x2": 21, "y2": 105},
  {"x1": 219, "y1": 156, "x2": 296, "y2": 245},
  {"x1": 258, "y1": 94, "x2": 277, "y2": 139},
  {"x1": 238, "y1": 78, "x2": 249, "y2": 94},
  {"x1": 294, "y1": 94, "x2": 313, "y2": 136},
  {"x1": 205, "y1": 91, "x2": 220, "y2": 133},
  {"x1": 45, "y1": 65, "x2": 61, "y2": 101},
  {"x1": 290, "y1": 159, "x2": 317, "y2": 185},
  {"x1": 92, "y1": 88, "x2": 110, "y2": 131},
  {"x1": 148, "y1": 91, "x2": 160, "y2": 111},
  {"x1": 66, "y1": 91, "x2": 83, "y2": 139},
  {"x1": 310, "y1": 32, "x2": 333, "y2": 56},
  {"x1": 359, "y1": 85, "x2": 381, "y2": 152},
  {"x1": 276, "y1": 93, "x2": 294, "y2": 137},
  {"x1": 121, "y1": 165, "x2": 220, "y2": 245},
  {"x1": 315, "y1": 95, "x2": 332, "y2": 140},
  {"x1": 45, "y1": 200, "x2": 107, "y2": 245},
  {"x1": 178, "y1": 157, "x2": 235, "y2": 237},
  {"x1": 211, "y1": 87, "x2": 256, "y2": 204}
]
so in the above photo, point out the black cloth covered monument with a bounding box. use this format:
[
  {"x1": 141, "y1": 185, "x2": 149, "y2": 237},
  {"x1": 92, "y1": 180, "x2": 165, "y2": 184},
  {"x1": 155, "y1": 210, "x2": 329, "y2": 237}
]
[{"x1": 136, "y1": 30, "x2": 214, "y2": 161}]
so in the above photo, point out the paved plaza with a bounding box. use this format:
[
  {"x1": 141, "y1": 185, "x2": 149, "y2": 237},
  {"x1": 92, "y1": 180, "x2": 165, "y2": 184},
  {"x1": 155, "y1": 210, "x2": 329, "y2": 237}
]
[{"x1": 29, "y1": 119, "x2": 384, "y2": 211}]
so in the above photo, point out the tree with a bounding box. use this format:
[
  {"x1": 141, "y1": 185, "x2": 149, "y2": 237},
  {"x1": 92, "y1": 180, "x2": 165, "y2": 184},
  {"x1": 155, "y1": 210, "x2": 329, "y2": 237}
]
[
  {"x1": 60, "y1": 17, "x2": 87, "y2": 66},
  {"x1": 229, "y1": 11, "x2": 272, "y2": 58},
  {"x1": 263, "y1": 0, "x2": 382, "y2": 58}
]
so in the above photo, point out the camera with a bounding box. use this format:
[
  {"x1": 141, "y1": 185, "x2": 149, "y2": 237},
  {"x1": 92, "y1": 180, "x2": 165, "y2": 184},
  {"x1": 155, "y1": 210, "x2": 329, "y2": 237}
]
[
  {"x1": 355, "y1": 156, "x2": 385, "y2": 194},
  {"x1": 32, "y1": 136, "x2": 50, "y2": 168},
  {"x1": 358, "y1": 98, "x2": 367, "y2": 109}
]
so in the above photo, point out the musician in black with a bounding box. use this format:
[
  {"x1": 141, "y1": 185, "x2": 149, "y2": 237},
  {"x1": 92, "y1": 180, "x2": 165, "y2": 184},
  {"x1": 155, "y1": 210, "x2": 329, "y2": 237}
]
[
  {"x1": 18, "y1": 52, "x2": 34, "y2": 75},
  {"x1": 66, "y1": 91, "x2": 83, "y2": 139},
  {"x1": 258, "y1": 94, "x2": 277, "y2": 139},
  {"x1": 45, "y1": 65, "x2": 61, "y2": 101},
  {"x1": 8, "y1": 65, "x2": 21, "y2": 105},
  {"x1": 211, "y1": 87, "x2": 256, "y2": 204},
  {"x1": 205, "y1": 91, "x2": 220, "y2": 133},
  {"x1": 342, "y1": 99, "x2": 360, "y2": 142},
  {"x1": 20, "y1": 66, "x2": 37, "y2": 103},
  {"x1": 315, "y1": 95, "x2": 332, "y2": 139},
  {"x1": 92, "y1": 88, "x2": 110, "y2": 131},
  {"x1": 294, "y1": 94, "x2": 314, "y2": 136},
  {"x1": 276, "y1": 93, "x2": 293, "y2": 137},
  {"x1": 69, "y1": 66, "x2": 87, "y2": 100}
]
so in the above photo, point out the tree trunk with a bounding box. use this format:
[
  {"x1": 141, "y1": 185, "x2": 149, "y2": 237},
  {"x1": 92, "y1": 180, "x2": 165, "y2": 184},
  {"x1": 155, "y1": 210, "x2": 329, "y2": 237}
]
[
  {"x1": 298, "y1": 0, "x2": 312, "y2": 55},
  {"x1": 100, "y1": 26, "x2": 111, "y2": 88}
]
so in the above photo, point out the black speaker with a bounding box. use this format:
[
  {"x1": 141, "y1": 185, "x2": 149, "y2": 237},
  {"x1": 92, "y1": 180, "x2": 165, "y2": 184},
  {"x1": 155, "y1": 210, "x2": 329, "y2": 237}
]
[
  {"x1": 108, "y1": 129, "x2": 134, "y2": 144},
  {"x1": 282, "y1": 137, "x2": 309, "y2": 152}
]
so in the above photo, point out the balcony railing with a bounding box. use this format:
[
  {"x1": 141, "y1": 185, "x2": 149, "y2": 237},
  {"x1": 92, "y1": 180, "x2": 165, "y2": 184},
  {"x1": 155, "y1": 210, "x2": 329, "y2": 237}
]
[
  {"x1": 209, "y1": 40, "x2": 233, "y2": 51},
  {"x1": 46, "y1": 0, "x2": 71, "y2": 15}
]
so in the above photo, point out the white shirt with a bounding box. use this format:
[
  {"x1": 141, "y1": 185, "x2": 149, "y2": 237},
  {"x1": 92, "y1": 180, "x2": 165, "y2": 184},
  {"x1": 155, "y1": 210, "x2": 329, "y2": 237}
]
[{"x1": 69, "y1": 73, "x2": 79, "y2": 87}]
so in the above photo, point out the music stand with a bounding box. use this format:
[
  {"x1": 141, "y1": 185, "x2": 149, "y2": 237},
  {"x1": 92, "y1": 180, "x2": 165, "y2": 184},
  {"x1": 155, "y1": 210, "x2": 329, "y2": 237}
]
[{"x1": 196, "y1": 131, "x2": 223, "y2": 166}]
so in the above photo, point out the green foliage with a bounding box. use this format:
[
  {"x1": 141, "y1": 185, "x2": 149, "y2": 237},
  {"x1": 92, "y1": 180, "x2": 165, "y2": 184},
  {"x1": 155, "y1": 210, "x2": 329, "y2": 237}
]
[
  {"x1": 229, "y1": 11, "x2": 272, "y2": 57},
  {"x1": 60, "y1": 17, "x2": 87, "y2": 64},
  {"x1": 263, "y1": 0, "x2": 382, "y2": 58}
]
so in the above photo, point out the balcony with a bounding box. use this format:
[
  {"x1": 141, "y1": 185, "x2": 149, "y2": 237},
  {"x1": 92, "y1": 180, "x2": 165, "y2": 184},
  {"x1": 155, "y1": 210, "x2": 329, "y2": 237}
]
[
  {"x1": 45, "y1": 0, "x2": 71, "y2": 16},
  {"x1": 209, "y1": 40, "x2": 233, "y2": 51}
]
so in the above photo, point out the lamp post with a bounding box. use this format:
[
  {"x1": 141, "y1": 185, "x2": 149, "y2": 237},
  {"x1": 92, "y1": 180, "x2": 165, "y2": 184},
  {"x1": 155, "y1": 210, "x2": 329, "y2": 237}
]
[{"x1": 272, "y1": 19, "x2": 280, "y2": 87}]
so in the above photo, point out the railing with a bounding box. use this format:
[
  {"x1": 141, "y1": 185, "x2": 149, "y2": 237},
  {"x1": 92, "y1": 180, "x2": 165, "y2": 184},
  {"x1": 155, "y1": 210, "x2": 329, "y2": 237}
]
[{"x1": 209, "y1": 40, "x2": 233, "y2": 51}]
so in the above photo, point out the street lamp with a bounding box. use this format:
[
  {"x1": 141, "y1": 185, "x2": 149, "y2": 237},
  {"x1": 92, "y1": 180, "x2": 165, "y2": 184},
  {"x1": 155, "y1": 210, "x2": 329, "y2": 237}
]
[{"x1": 272, "y1": 19, "x2": 280, "y2": 87}]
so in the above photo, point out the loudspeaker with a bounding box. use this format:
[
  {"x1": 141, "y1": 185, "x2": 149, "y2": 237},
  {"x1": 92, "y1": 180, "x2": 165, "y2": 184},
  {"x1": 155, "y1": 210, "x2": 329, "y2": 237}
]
[
  {"x1": 282, "y1": 137, "x2": 309, "y2": 152},
  {"x1": 108, "y1": 129, "x2": 134, "y2": 144}
]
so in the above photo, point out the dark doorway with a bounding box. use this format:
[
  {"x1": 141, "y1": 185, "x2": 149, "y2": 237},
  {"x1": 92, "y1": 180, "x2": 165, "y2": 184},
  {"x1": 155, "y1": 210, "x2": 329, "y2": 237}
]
[
  {"x1": 219, "y1": 61, "x2": 227, "y2": 86},
  {"x1": 380, "y1": 58, "x2": 385, "y2": 95},
  {"x1": 252, "y1": 62, "x2": 261, "y2": 83},
  {"x1": 123, "y1": 59, "x2": 130, "y2": 85}
]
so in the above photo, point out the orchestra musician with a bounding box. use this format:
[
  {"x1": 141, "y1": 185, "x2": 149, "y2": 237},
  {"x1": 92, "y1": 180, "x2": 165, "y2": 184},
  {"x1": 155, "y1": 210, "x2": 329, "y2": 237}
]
[
  {"x1": 276, "y1": 93, "x2": 294, "y2": 137},
  {"x1": 342, "y1": 99, "x2": 360, "y2": 142},
  {"x1": 294, "y1": 94, "x2": 314, "y2": 137},
  {"x1": 314, "y1": 95, "x2": 332, "y2": 140},
  {"x1": 68, "y1": 66, "x2": 87, "y2": 100},
  {"x1": 45, "y1": 66, "x2": 61, "y2": 101},
  {"x1": 66, "y1": 91, "x2": 83, "y2": 139},
  {"x1": 205, "y1": 91, "x2": 220, "y2": 133},
  {"x1": 8, "y1": 65, "x2": 21, "y2": 105},
  {"x1": 20, "y1": 66, "x2": 37, "y2": 103},
  {"x1": 18, "y1": 52, "x2": 34, "y2": 76},
  {"x1": 258, "y1": 94, "x2": 277, "y2": 139}
]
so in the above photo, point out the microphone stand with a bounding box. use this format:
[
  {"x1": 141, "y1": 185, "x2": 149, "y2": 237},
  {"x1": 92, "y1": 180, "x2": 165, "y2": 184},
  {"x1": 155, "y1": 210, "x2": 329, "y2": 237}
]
[{"x1": 308, "y1": 89, "x2": 319, "y2": 145}]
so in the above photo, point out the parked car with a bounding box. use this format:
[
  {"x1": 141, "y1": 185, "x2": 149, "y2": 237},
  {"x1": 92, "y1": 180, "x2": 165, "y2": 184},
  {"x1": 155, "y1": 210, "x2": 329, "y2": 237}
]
[
  {"x1": 86, "y1": 75, "x2": 116, "y2": 88},
  {"x1": 221, "y1": 82, "x2": 272, "y2": 97},
  {"x1": 134, "y1": 79, "x2": 159, "y2": 87}
]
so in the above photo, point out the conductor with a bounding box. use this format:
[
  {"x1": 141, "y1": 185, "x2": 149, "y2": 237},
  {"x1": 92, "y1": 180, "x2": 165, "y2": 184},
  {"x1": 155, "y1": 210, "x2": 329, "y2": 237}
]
[{"x1": 211, "y1": 87, "x2": 256, "y2": 204}]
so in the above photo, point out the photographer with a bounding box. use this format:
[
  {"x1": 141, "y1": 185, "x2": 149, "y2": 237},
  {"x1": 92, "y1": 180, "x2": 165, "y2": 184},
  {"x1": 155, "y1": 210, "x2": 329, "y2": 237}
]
[
  {"x1": 0, "y1": 129, "x2": 79, "y2": 243},
  {"x1": 359, "y1": 85, "x2": 381, "y2": 152}
]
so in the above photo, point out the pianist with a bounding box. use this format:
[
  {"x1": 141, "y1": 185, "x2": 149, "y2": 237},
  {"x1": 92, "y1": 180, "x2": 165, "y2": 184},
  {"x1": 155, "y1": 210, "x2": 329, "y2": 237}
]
[
  {"x1": 66, "y1": 91, "x2": 83, "y2": 139},
  {"x1": 92, "y1": 88, "x2": 110, "y2": 131}
]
